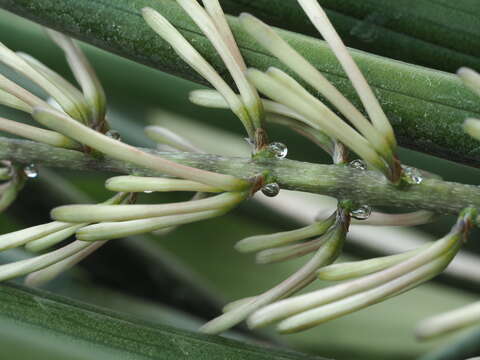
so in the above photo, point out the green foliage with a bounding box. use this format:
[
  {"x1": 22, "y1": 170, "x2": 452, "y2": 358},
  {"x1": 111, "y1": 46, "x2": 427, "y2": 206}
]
[
  {"x1": 1, "y1": 0, "x2": 480, "y2": 166},
  {"x1": 0, "y1": 1, "x2": 480, "y2": 359}
]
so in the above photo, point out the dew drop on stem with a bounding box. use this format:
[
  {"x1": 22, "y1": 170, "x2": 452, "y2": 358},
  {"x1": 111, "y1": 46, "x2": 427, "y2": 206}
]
[
  {"x1": 349, "y1": 159, "x2": 367, "y2": 170},
  {"x1": 267, "y1": 142, "x2": 288, "y2": 159},
  {"x1": 24, "y1": 164, "x2": 38, "y2": 179},
  {"x1": 403, "y1": 166, "x2": 423, "y2": 185},
  {"x1": 351, "y1": 205, "x2": 371, "y2": 220},
  {"x1": 261, "y1": 183, "x2": 280, "y2": 197}
]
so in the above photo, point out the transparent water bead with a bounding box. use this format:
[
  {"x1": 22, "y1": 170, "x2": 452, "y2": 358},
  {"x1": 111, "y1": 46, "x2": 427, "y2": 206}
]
[
  {"x1": 351, "y1": 205, "x2": 371, "y2": 220},
  {"x1": 349, "y1": 159, "x2": 367, "y2": 170},
  {"x1": 403, "y1": 166, "x2": 423, "y2": 185},
  {"x1": 268, "y1": 142, "x2": 288, "y2": 159},
  {"x1": 261, "y1": 183, "x2": 280, "y2": 197},
  {"x1": 143, "y1": 190, "x2": 153, "y2": 194},
  {"x1": 24, "y1": 164, "x2": 38, "y2": 179},
  {"x1": 106, "y1": 130, "x2": 121, "y2": 140}
]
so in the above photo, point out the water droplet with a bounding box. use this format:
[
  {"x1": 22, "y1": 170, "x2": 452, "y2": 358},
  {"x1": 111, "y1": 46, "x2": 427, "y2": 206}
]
[
  {"x1": 106, "y1": 130, "x2": 121, "y2": 140},
  {"x1": 24, "y1": 164, "x2": 38, "y2": 179},
  {"x1": 261, "y1": 183, "x2": 280, "y2": 197},
  {"x1": 268, "y1": 142, "x2": 288, "y2": 159},
  {"x1": 403, "y1": 166, "x2": 423, "y2": 185},
  {"x1": 349, "y1": 159, "x2": 367, "y2": 170},
  {"x1": 351, "y1": 205, "x2": 371, "y2": 220},
  {"x1": 143, "y1": 190, "x2": 153, "y2": 194}
]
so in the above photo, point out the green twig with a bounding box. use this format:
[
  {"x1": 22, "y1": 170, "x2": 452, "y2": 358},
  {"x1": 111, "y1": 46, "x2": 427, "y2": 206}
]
[{"x1": 2, "y1": 136, "x2": 480, "y2": 215}]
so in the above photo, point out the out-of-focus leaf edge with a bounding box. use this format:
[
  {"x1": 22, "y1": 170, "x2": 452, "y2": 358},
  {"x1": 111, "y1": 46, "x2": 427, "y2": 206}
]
[
  {"x1": 220, "y1": 0, "x2": 480, "y2": 73},
  {"x1": 0, "y1": 283, "x2": 327, "y2": 360}
]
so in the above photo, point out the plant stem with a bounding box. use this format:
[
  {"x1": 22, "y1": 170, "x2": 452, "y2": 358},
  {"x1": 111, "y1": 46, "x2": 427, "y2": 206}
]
[{"x1": 2, "y1": 137, "x2": 480, "y2": 215}]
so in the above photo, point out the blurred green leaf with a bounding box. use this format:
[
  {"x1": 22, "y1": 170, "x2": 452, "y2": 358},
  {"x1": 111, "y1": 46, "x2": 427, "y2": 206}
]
[
  {"x1": 419, "y1": 326, "x2": 480, "y2": 360},
  {"x1": 0, "y1": 283, "x2": 327, "y2": 360},
  {"x1": 219, "y1": 0, "x2": 480, "y2": 73}
]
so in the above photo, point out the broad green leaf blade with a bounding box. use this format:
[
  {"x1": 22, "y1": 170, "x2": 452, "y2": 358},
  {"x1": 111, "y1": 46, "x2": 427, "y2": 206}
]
[
  {"x1": 218, "y1": 0, "x2": 480, "y2": 73},
  {"x1": 0, "y1": 283, "x2": 327, "y2": 360},
  {"x1": 1, "y1": 0, "x2": 479, "y2": 167}
]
